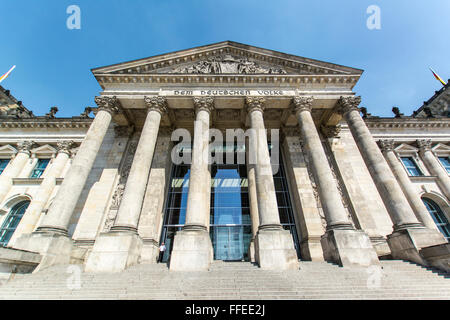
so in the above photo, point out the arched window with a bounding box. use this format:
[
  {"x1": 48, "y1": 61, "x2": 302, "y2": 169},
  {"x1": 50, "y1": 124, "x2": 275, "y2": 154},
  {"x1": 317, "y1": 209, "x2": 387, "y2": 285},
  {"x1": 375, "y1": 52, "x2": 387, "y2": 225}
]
[
  {"x1": 422, "y1": 198, "x2": 450, "y2": 241},
  {"x1": 0, "y1": 200, "x2": 30, "y2": 247}
]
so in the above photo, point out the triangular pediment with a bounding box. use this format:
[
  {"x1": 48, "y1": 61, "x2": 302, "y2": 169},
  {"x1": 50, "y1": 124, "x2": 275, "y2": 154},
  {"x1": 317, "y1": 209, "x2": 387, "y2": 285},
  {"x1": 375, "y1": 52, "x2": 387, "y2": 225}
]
[
  {"x1": 395, "y1": 143, "x2": 419, "y2": 154},
  {"x1": 0, "y1": 144, "x2": 18, "y2": 157},
  {"x1": 432, "y1": 143, "x2": 450, "y2": 155},
  {"x1": 31, "y1": 144, "x2": 57, "y2": 157},
  {"x1": 92, "y1": 41, "x2": 363, "y2": 76}
]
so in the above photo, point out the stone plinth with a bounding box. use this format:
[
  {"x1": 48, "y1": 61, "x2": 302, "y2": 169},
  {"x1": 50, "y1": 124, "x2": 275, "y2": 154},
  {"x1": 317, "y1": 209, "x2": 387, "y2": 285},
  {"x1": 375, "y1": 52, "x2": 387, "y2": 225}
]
[
  {"x1": 84, "y1": 232, "x2": 143, "y2": 273},
  {"x1": 321, "y1": 229, "x2": 380, "y2": 267},
  {"x1": 12, "y1": 232, "x2": 73, "y2": 272},
  {"x1": 387, "y1": 228, "x2": 448, "y2": 265},
  {"x1": 169, "y1": 230, "x2": 212, "y2": 271},
  {"x1": 420, "y1": 243, "x2": 450, "y2": 273},
  {"x1": 254, "y1": 228, "x2": 299, "y2": 270}
]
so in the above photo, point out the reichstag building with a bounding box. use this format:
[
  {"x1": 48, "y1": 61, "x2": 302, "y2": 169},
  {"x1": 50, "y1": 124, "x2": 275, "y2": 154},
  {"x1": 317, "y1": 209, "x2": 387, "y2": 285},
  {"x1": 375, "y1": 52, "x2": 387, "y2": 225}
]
[{"x1": 0, "y1": 41, "x2": 449, "y2": 281}]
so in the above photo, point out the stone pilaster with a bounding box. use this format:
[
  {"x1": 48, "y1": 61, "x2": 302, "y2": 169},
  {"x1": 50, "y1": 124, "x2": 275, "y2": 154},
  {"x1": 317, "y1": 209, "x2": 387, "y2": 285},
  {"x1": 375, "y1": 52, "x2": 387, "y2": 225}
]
[
  {"x1": 169, "y1": 97, "x2": 214, "y2": 271},
  {"x1": 13, "y1": 97, "x2": 120, "y2": 271},
  {"x1": 85, "y1": 96, "x2": 167, "y2": 273},
  {"x1": 294, "y1": 96, "x2": 379, "y2": 267},
  {"x1": 11, "y1": 141, "x2": 74, "y2": 246},
  {"x1": 337, "y1": 96, "x2": 447, "y2": 265},
  {"x1": 417, "y1": 139, "x2": 450, "y2": 200},
  {"x1": 247, "y1": 97, "x2": 299, "y2": 270},
  {"x1": 379, "y1": 139, "x2": 437, "y2": 230},
  {"x1": 0, "y1": 141, "x2": 34, "y2": 205}
]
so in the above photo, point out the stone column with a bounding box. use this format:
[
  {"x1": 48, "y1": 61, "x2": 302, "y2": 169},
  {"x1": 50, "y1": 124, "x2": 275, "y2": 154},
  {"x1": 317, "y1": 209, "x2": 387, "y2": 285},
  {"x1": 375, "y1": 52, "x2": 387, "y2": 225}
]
[
  {"x1": 293, "y1": 96, "x2": 379, "y2": 267},
  {"x1": 417, "y1": 139, "x2": 450, "y2": 200},
  {"x1": 245, "y1": 139, "x2": 259, "y2": 262},
  {"x1": 247, "y1": 97, "x2": 299, "y2": 270},
  {"x1": 85, "y1": 96, "x2": 167, "y2": 273},
  {"x1": 379, "y1": 139, "x2": 438, "y2": 230},
  {"x1": 0, "y1": 141, "x2": 34, "y2": 205},
  {"x1": 13, "y1": 97, "x2": 121, "y2": 270},
  {"x1": 11, "y1": 141, "x2": 74, "y2": 244},
  {"x1": 169, "y1": 97, "x2": 214, "y2": 271},
  {"x1": 336, "y1": 96, "x2": 446, "y2": 265}
]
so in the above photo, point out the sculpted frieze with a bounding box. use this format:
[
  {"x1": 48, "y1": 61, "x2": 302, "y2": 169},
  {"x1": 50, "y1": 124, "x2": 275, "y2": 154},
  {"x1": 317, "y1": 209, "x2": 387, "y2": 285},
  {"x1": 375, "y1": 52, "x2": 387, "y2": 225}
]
[{"x1": 168, "y1": 54, "x2": 287, "y2": 75}]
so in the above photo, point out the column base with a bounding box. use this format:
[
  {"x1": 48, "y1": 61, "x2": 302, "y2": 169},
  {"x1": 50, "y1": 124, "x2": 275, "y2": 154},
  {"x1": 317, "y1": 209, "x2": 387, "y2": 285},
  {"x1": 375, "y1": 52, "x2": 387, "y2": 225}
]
[
  {"x1": 12, "y1": 232, "x2": 73, "y2": 272},
  {"x1": 254, "y1": 228, "x2": 299, "y2": 270},
  {"x1": 387, "y1": 227, "x2": 447, "y2": 265},
  {"x1": 84, "y1": 231, "x2": 143, "y2": 273},
  {"x1": 321, "y1": 229, "x2": 380, "y2": 267},
  {"x1": 169, "y1": 229, "x2": 212, "y2": 271}
]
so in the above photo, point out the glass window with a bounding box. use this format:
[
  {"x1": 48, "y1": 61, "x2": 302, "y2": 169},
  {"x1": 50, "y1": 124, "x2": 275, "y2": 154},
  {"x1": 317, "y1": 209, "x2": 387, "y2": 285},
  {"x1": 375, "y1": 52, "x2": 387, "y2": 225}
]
[
  {"x1": 401, "y1": 157, "x2": 423, "y2": 176},
  {"x1": 0, "y1": 159, "x2": 10, "y2": 175},
  {"x1": 30, "y1": 159, "x2": 50, "y2": 178},
  {"x1": 438, "y1": 157, "x2": 450, "y2": 174},
  {"x1": 422, "y1": 198, "x2": 450, "y2": 241},
  {"x1": 160, "y1": 142, "x2": 301, "y2": 262},
  {"x1": 0, "y1": 201, "x2": 30, "y2": 247}
]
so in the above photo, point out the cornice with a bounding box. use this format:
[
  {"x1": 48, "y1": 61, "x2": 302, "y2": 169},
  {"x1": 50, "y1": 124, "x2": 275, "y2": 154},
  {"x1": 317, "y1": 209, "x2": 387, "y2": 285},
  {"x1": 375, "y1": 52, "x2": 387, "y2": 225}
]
[
  {"x1": 365, "y1": 118, "x2": 450, "y2": 129},
  {"x1": 94, "y1": 74, "x2": 360, "y2": 87},
  {"x1": 0, "y1": 119, "x2": 93, "y2": 129}
]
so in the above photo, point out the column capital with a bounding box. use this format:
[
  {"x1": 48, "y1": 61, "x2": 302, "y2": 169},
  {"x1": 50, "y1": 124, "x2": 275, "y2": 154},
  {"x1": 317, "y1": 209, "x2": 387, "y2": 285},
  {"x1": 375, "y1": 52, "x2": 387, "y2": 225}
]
[
  {"x1": 245, "y1": 96, "x2": 266, "y2": 114},
  {"x1": 56, "y1": 140, "x2": 75, "y2": 155},
  {"x1": 193, "y1": 96, "x2": 214, "y2": 114},
  {"x1": 417, "y1": 139, "x2": 433, "y2": 154},
  {"x1": 336, "y1": 96, "x2": 362, "y2": 115},
  {"x1": 292, "y1": 96, "x2": 314, "y2": 114},
  {"x1": 379, "y1": 139, "x2": 395, "y2": 153},
  {"x1": 16, "y1": 141, "x2": 35, "y2": 155},
  {"x1": 94, "y1": 96, "x2": 121, "y2": 115},
  {"x1": 144, "y1": 96, "x2": 168, "y2": 115},
  {"x1": 321, "y1": 125, "x2": 341, "y2": 138}
]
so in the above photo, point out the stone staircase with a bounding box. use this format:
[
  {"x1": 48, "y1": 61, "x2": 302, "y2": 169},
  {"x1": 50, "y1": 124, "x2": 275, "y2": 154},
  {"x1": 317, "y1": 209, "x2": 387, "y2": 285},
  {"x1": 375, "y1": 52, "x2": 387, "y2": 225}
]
[{"x1": 0, "y1": 260, "x2": 449, "y2": 300}]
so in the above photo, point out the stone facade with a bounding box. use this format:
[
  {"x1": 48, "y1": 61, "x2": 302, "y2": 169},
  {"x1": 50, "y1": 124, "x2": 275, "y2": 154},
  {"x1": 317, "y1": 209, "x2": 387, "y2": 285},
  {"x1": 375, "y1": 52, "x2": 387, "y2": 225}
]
[{"x1": 0, "y1": 42, "x2": 449, "y2": 276}]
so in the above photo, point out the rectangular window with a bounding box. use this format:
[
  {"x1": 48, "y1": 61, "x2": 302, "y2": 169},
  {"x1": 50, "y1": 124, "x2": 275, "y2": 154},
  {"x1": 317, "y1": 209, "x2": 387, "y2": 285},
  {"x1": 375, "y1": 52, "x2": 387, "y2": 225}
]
[
  {"x1": 438, "y1": 157, "x2": 450, "y2": 174},
  {"x1": 0, "y1": 159, "x2": 10, "y2": 175},
  {"x1": 401, "y1": 157, "x2": 423, "y2": 176},
  {"x1": 29, "y1": 159, "x2": 50, "y2": 179}
]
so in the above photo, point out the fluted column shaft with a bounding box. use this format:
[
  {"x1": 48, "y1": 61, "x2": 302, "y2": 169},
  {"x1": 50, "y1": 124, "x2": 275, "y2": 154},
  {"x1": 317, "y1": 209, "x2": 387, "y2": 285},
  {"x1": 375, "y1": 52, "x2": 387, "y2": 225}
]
[
  {"x1": 337, "y1": 96, "x2": 422, "y2": 229},
  {"x1": 37, "y1": 97, "x2": 120, "y2": 235},
  {"x1": 112, "y1": 97, "x2": 166, "y2": 232},
  {"x1": 380, "y1": 140, "x2": 437, "y2": 230},
  {"x1": 418, "y1": 139, "x2": 450, "y2": 199},
  {"x1": 293, "y1": 97, "x2": 353, "y2": 230},
  {"x1": 184, "y1": 97, "x2": 213, "y2": 230},
  {"x1": 245, "y1": 139, "x2": 259, "y2": 237},
  {"x1": 13, "y1": 142, "x2": 74, "y2": 236},
  {"x1": 0, "y1": 141, "x2": 34, "y2": 204},
  {"x1": 246, "y1": 97, "x2": 281, "y2": 229}
]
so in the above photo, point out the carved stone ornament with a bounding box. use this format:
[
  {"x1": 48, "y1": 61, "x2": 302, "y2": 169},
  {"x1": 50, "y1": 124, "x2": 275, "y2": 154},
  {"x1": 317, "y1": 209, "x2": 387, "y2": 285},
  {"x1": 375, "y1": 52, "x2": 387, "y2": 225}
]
[
  {"x1": 417, "y1": 139, "x2": 433, "y2": 152},
  {"x1": 45, "y1": 106, "x2": 59, "y2": 119},
  {"x1": 170, "y1": 54, "x2": 287, "y2": 75},
  {"x1": 94, "y1": 96, "x2": 121, "y2": 115},
  {"x1": 0, "y1": 104, "x2": 34, "y2": 119},
  {"x1": 336, "y1": 96, "x2": 362, "y2": 115},
  {"x1": 80, "y1": 106, "x2": 93, "y2": 118},
  {"x1": 56, "y1": 140, "x2": 75, "y2": 155},
  {"x1": 16, "y1": 141, "x2": 34, "y2": 155},
  {"x1": 193, "y1": 96, "x2": 214, "y2": 114},
  {"x1": 245, "y1": 96, "x2": 266, "y2": 114},
  {"x1": 292, "y1": 96, "x2": 314, "y2": 114},
  {"x1": 378, "y1": 139, "x2": 395, "y2": 153},
  {"x1": 144, "y1": 96, "x2": 168, "y2": 115},
  {"x1": 321, "y1": 125, "x2": 341, "y2": 138}
]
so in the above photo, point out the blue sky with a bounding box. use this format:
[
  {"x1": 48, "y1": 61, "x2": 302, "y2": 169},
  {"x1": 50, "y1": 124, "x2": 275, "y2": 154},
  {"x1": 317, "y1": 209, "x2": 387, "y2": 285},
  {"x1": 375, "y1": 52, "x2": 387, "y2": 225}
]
[{"x1": 0, "y1": 0, "x2": 449, "y2": 117}]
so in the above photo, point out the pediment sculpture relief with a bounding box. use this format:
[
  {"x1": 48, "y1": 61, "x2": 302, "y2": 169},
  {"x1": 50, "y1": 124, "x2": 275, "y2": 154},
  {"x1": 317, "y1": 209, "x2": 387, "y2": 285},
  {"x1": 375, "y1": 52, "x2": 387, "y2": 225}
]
[{"x1": 169, "y1": 54, "x2": 287, "y2": 74}]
